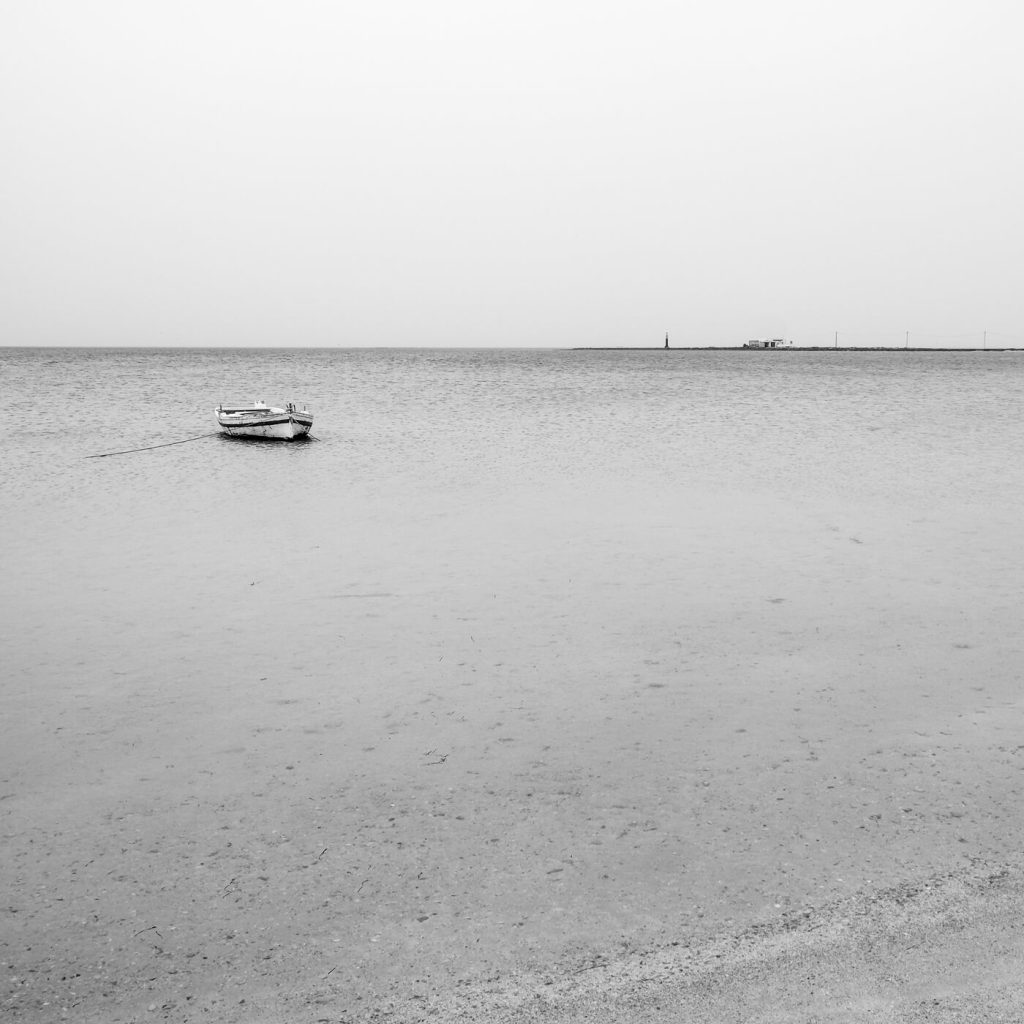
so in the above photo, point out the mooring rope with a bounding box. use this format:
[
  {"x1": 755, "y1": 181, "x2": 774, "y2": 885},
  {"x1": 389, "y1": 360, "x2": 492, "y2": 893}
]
[{"x1": 85, "y1": 431, "x2": 221, "y2": 459}]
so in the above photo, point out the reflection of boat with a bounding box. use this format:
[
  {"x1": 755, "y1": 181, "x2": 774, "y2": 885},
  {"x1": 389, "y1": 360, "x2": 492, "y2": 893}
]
[
  {"x1": 742, "y1": 338, "x2": 791, "y2": 349},
  {"x1": 215, "y1": 401, "x2": 313, "y2": 440}
]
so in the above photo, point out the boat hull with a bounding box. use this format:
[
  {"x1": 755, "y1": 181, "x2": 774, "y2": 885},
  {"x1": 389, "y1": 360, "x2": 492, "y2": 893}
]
[
  {"x1": 218, "y1": 416, "x2": 312, "y2": 440},
  {"x1": 215, "y1": 404, "x2": 313, "y2": 440}
]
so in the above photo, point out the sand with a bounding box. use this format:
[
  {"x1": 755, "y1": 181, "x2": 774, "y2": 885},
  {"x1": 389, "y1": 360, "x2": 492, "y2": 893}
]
[
  {"x1": 419, "y1": 864, "x2": 1024, "y2": 1024},
  {"x1": 6, "y1": 854, "x2": 1024, "y2": 1021}
]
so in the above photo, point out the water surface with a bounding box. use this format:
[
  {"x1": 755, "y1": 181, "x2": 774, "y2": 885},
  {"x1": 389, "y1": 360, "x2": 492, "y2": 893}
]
[{"x1": 3, "y1": 347, "x2": 1024, "y2": 1020}]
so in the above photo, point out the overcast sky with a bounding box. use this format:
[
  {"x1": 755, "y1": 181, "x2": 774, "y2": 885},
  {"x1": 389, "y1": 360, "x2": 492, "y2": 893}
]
[{"x1": 2, "y1": 1, "x2": 1022, "y2": 347}]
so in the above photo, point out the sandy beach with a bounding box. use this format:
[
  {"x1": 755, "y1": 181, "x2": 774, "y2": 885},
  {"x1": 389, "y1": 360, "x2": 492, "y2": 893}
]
[{"x1": 399, "y1": 864, "x2": 1024, "y2": 1024}]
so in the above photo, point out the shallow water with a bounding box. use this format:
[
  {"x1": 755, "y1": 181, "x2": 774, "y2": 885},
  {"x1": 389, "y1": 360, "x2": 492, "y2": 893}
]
[{"x1": 4, "y1": 347, "x2": 1024, "y2": 1019}]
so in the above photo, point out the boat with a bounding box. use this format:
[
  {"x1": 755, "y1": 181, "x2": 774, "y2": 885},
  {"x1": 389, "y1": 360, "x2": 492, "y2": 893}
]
[{"x1": 215, "y1": 401, "x2": 313, "y2": 440}]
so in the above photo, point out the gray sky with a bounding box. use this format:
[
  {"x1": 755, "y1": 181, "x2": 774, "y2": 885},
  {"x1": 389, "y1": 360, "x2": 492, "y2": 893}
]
[{"x1": 2, "y1": 0, "x2": 1022, "y2": 347}]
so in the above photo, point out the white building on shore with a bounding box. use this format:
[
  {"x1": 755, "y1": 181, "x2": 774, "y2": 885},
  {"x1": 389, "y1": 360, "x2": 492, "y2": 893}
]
[{"x1": 742, "y1": 338, "x2": 791, "y2": 349}]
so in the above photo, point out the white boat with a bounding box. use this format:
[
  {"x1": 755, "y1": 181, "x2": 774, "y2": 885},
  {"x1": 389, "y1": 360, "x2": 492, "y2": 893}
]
[{"x1": 215, "y1": 401, "x2": 313, "y2": 440}]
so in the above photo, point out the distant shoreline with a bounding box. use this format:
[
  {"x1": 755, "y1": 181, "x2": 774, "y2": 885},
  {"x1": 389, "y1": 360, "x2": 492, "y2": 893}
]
[{"x1": 572, "y1": 346, "x2": 1020, "y2": 352}]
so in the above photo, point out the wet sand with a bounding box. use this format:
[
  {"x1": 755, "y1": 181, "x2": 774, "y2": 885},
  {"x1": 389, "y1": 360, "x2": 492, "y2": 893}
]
[
  {"x1": 414, "y1": 864, "x2": 1024, "y2": 1023},
  {"x1": 4, "y1": 474, "x2": 1024, "y2": 1022}
]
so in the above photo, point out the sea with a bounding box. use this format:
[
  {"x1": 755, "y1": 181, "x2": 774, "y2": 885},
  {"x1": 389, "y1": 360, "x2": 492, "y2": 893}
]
[{"x1": 3, "y1": 346, "x2": 1024, "y2": 1021}]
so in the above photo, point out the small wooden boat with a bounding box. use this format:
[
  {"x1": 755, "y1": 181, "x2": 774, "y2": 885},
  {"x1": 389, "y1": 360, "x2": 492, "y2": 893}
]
[{"x1": 215, "y1": 401, "x2": 313, "y2": 440}]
